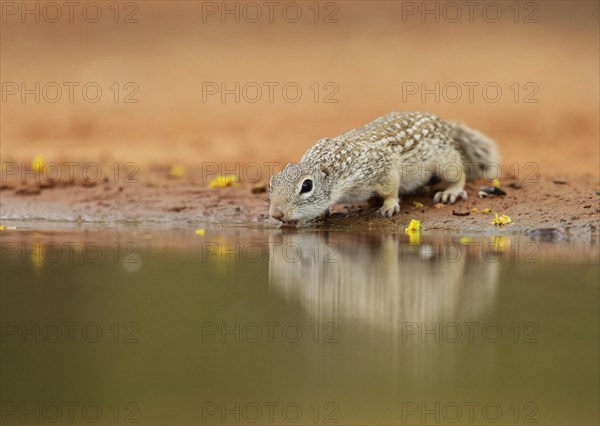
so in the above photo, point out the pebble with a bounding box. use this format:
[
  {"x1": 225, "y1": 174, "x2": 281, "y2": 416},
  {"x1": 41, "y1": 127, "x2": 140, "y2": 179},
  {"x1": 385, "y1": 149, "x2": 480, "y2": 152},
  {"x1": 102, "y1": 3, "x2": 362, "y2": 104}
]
[
  {"x1": 478, "y1": 186, "x2": 506, "y2": 197},
  {"x1": 15, "y1": 187, "x2": 41, "y2": 196},
  {"x1": 251, "y1": 183, "x2": 267, "y2": 194}
]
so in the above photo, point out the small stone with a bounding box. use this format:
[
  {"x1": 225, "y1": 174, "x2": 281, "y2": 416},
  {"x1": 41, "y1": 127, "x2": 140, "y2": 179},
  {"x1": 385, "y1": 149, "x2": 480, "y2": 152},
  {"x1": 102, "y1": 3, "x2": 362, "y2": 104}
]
[
  {"x1": 15, "y1": 187, "x2": 41, "y2": 196},
  {"x1": 167, "y1": 206, "x2": 187, "y2": 213},
  {"x1": 251, "y1": 183, "x2": 267, "y2": 194},
  {"x1": 552, "y1": 178, "x2": 567, "y2": 184},
  {"x1": 479, "y1": 186, "x2": 506, "y2": 197},
  {"x1": 452, "y1": 210, "x2": 470, "y2": 216},
  {"x1": 38, "y1": 181, "x2": 55, "y2": 189}
]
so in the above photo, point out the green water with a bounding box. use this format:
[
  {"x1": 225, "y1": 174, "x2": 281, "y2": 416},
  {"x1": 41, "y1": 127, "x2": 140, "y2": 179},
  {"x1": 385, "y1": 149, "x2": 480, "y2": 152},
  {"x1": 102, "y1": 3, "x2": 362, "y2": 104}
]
[{"x1": 1, "y1": 224, "x2": 598, "y2": 425}]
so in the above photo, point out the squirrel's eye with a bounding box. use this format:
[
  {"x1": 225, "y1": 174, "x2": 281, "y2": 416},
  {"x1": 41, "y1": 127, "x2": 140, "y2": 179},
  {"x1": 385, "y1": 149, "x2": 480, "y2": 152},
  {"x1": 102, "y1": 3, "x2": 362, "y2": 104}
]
[{"x1": 300, "y1": 179, "x2": 313, "y2": 194}]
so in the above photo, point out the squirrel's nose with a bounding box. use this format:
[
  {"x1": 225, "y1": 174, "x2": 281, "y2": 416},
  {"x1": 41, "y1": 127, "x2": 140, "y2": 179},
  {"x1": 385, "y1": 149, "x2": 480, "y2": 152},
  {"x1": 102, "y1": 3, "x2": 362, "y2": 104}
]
[{"x1": 270, "y1": 207, "x2": 285, "y2": 220}]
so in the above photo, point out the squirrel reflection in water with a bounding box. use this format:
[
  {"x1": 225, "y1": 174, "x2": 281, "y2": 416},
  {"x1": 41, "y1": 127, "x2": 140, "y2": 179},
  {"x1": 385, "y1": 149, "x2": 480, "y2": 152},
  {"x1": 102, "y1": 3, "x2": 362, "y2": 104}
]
[
  {"x1": 268, "y1": 232, "x2": 501, "y2": 380},
  {"x1": 268, "y1": 231, "x2": 499, "y2": 331}
]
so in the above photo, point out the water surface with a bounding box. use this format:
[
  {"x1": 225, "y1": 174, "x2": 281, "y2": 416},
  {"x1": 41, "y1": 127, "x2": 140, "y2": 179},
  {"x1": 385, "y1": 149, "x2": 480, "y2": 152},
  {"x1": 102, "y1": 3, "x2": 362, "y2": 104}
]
[{"x1": 1, "y1": 223, "x2": 598, "y2": 425}]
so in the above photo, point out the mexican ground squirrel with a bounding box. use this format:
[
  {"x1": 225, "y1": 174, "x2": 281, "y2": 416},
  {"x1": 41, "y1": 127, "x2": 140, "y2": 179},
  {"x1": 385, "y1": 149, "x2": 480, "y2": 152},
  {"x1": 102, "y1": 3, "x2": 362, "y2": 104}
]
[{"x1": 269, "y1": 112, "x2": 499, "y2": 225}]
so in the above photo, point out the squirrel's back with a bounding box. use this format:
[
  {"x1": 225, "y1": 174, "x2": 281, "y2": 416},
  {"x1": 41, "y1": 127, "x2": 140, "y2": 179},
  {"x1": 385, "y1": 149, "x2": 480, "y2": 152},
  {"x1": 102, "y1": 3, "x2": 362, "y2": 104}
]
[{"x1": 301, "y1": 112, "x2": 499, "y2": 179}]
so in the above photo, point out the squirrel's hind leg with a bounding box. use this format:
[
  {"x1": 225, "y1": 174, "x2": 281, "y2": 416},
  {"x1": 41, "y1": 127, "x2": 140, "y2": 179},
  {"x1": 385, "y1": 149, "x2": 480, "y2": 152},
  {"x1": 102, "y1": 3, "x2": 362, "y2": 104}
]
[{"x1": 432, "y1": 152, "x2": 468, "y2": 204}]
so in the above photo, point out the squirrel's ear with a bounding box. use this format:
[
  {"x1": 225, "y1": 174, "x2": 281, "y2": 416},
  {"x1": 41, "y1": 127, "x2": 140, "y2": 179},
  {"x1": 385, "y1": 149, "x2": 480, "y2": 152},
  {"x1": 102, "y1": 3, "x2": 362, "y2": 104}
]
[{"x1": 319, "y1": 163, "x2": 330, "y2": 178}]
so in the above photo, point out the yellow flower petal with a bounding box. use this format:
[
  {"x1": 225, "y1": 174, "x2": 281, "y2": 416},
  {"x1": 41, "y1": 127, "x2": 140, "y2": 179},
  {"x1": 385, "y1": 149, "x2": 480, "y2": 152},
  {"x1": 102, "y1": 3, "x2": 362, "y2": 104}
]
[
  {"x1": 404, "y1": 219, "x2": 421, "y2": 233},
  {"x1": 169, "y1": 165, "x2": 185, "y2": 178},
  {"x1": 208, "y1": 175, "x2": 237, "y2": 188},
  {"x1": 491, "y1": 213, "x2": 513, "y2": 226},
  {"x1": 32, "y1": 155, "x2": 45, "y2": 172},
  {"x1": 491, "y1": 178, "x2": 501, "y2": 188},
  {"x1": 471, "y1": 207, "x2": 492, "y2": 214},
  {"x1": 404, "y1": 219, "x2": 422, "y2": 245},
  {"x1": 195, "y1": 229, "x2": 206, "y2": 236}
]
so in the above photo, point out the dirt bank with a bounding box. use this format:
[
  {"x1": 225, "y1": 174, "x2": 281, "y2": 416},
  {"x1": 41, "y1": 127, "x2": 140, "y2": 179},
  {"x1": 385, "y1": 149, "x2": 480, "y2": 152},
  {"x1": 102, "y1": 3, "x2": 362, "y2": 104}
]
[{"x1": 1, "y1": 166, "x2": 598, "y2": 244}]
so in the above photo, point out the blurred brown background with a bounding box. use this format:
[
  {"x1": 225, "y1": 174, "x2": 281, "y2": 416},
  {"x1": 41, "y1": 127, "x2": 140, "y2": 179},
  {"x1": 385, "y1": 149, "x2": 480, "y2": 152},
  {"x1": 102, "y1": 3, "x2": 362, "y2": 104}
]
[{"x1": 1, "y1": 0, "x2": 598, "y2": 176}]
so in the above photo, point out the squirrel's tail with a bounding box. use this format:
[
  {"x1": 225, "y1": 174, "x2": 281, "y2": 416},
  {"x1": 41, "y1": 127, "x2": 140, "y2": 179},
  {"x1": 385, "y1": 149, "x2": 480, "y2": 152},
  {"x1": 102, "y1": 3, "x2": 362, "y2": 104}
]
[{"x1": 449, "y1": 121, "x2": 500, "y2": 180}]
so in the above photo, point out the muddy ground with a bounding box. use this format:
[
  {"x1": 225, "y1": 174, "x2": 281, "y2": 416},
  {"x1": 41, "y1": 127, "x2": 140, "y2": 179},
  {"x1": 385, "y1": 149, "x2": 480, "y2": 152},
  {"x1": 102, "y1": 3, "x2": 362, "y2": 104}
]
[{"x1": 1, "y1": 167, "x2": 598, "y2": 244}]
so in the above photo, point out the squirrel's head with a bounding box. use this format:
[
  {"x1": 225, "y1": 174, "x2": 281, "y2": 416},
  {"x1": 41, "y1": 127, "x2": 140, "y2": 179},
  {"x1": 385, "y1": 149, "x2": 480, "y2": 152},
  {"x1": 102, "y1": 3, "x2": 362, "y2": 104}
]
[{"x1": 269, "y1": 162, "x2": 332, "y2": 225}]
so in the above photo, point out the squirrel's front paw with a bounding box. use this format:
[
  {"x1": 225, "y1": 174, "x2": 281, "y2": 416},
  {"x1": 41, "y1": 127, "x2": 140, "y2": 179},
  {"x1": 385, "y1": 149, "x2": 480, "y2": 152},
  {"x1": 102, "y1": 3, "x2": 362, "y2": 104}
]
[
  {"x1": 433, "y1": 189, "x2": 468, "y2": 204},
  {"x1": 377, "y1": 197, "x2": 401, "y2": 217}
]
